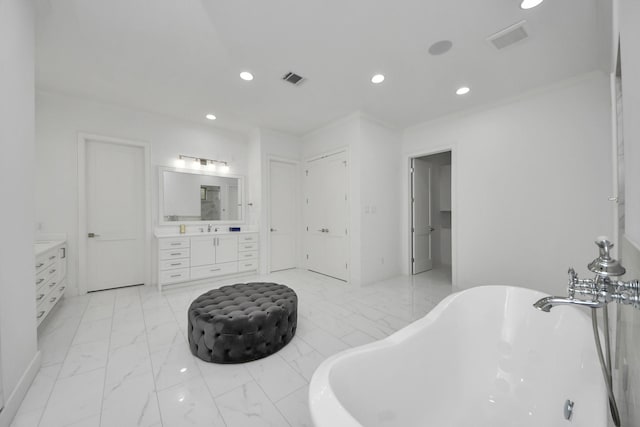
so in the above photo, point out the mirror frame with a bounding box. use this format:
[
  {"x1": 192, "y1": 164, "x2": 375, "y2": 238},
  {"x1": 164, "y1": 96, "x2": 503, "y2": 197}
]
[{"x1": 158, "y1": 166, "x2": 245, "y2": 225}]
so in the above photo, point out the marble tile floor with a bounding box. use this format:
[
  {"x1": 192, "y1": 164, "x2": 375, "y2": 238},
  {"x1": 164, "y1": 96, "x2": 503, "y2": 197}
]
[{"x1": 11, "y1": 268, "x2": 452, "y2": 427}]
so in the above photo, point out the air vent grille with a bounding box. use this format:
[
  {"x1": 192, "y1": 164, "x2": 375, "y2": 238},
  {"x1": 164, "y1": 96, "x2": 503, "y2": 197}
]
[
  {"x1": 487, "y1": 21, "x2": 528, "y2": 50},
  {"x1": 282, "y1": 72, "x2": 305, "y2": 85}
]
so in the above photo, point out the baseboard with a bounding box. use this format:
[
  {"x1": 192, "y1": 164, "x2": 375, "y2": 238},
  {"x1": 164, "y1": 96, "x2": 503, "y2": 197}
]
[{"x1": 0, "y1": 351, "x2": 42, "y2": 427}]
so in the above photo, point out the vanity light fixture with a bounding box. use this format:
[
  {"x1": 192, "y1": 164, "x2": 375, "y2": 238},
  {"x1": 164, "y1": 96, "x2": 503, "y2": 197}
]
[
  {"x1": 177, "y1": 155, "x2": 230, "y2": 172},
  {"x1": 456, "y1": 86, "x2": 471, "y2": 95},
  {"x1": 240, "y1": 71, "x2": 254, "y2": 81},
  {"x1": 520, "y1": 0, "x2": 543, "y2": 9},
  {"x1": 205, "y1": 114, "x2": 217, "y2": 120}
]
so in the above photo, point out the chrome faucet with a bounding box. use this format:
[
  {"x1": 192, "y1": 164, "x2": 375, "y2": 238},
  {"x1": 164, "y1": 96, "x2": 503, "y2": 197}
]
[{"x1": 533, "y1": 237, "x2": 640, "y2": 312}]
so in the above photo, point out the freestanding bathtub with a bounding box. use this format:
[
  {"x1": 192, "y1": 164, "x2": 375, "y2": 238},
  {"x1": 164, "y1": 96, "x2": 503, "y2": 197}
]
[{"x1": 309, "y1": 286, "x2": 607, "y2": 427}]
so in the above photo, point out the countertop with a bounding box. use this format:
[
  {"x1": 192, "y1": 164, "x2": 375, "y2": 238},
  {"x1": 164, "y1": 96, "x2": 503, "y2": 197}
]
[
  {"x1": 35, "y1": 240, "x2": 66, "y2": 256},
  {"x1": 155, "y1": 230, "x2": 258, "y2": 238}
]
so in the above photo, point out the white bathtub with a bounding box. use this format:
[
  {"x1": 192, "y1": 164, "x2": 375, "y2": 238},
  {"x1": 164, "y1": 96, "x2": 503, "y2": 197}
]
[{"x1": 309, "y1": 286, "x2": 607, "y2": 427}]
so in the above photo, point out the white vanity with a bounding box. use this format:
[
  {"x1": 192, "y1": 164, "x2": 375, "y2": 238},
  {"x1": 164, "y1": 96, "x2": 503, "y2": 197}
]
[
  {"x1": 156, "y1": 165, "x2": 257, "y2": 290},
  {"x1": 34, "y1": 240, "x2": 67, "y2": 326},
  {"x1": 156, "y1": 232, "x2": 259, "y2": 290}
]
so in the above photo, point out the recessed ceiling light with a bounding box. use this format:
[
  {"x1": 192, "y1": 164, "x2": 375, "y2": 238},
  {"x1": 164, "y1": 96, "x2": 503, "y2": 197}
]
[
  {"x1": 205, "y1": 114, "x2": 216, "y2": 120},
  {"x1": 520, "y1": 0, "x2": 543, "y2": 9},
  {"x1": 239, "y1": 71, "x2": 254, "y2": 81},
  {"x1": 371, "y1": 74, "x2": 385, "y2": 84},
  {"x1": 456, "y1": 86, "x2": 470, "y2": 95}
]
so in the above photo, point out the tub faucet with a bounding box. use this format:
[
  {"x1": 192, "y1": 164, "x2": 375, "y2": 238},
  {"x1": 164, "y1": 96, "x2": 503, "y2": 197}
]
[{"x1": 533, "y1": 237, "x2": 640, "y2": 312}]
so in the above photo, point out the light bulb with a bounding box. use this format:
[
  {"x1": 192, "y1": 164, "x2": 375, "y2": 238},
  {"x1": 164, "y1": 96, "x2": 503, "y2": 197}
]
[
  {"x1": 371, "y1": 74, "x2": 385, "y2": 84},
  {"x1": 220, "y1": 164, "x2": 230, "y2": 173},
  {"x1": 175, "y1": 158, "x2": 186, "y2": 168}
]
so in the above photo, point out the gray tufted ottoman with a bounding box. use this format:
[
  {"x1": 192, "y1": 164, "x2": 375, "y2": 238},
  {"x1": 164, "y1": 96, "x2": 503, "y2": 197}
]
[{"x1": 187, "y1": 282, "x2": 298, "y2": 363}]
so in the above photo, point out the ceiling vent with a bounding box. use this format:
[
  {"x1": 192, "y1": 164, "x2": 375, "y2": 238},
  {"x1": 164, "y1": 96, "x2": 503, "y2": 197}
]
[
  {"x1": 487, "y1": 21, "x2": 528, "y2": 50},
  {"x1": 282, "y1": 72, "x2": 305, "y2": 86}
]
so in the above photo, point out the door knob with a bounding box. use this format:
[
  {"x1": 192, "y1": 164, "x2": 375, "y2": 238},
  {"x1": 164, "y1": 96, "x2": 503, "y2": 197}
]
[{"x1": 88, "y1": 233, "x2": 100, "y2": 238}]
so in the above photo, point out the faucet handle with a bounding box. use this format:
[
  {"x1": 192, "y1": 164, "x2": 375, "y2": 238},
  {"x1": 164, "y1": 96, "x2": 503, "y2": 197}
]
[
  {"x1": 567, "y1": 267, "x2": 577, "y2": 297},
  {"x1": 594, "y1": 236, "x2": 614, "y2": 260}
]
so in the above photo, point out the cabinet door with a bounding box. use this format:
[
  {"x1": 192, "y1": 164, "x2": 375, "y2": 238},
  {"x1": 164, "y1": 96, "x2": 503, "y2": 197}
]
[
  {"x1": 215, "y1": 235, "x2": 238, "y2": 264},
  {"x1": 190, "y1": 237, "x2": 215, "y2": 267}
]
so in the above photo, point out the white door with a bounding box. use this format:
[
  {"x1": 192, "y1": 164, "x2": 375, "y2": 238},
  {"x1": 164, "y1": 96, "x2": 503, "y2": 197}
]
[
  {"x1": 269, "y1": 160, "x2": 297, "y2": 272},
  {"x1": 86, "y1": 140, "x2": 145, "y2": 291},
  {"x1": 412, "y1": 158, "x2": 434, "y2": 274},
  {"x1": 304, "y1": 152, "x2": 348, "y2": 281}
]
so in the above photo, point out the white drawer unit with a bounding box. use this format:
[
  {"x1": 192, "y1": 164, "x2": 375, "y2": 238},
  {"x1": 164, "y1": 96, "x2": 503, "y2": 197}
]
[
  {"x1": 239, "y1": 242, "x2": 258, "y2": 251},
  {"x1": 238, "y1": 233, "x2": 258, "y2": 243},
  {"x1": 239, "y1": 259, "x2": 258, "y2": 272},
  {"x1": 34, "y1": 241, "x2": 67, "y2": 327},
  {"x1": 156, "y1": 232, "x2": 259, "y2": 290},
  {"x1": 160, "y1": 248, "x2": 190, "y2": 260}
]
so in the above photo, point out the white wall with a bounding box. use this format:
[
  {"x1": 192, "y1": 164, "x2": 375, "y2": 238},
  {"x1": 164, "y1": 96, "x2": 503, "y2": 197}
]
[
  {"x1": 359, "y1": 118, "x2": 402, "y2": 284},
  {"x1": 35, "y1": 91, "x2": 249, "y2": 294},
  {"x1": 402, "y1": 72, "x2": 614, "y2": 296},
  {"x1": 0, "y1": 1, "x2": 40, "y2": 425}
]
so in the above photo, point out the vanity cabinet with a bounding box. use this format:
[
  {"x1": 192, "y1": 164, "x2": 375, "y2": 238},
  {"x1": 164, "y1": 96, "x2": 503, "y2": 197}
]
[
  {"x1": 156, "y1": 232, "x2": 258, "y2": 290},
  {"x1": 34, "y1": 241, "x2": 67, "y2": 326}
]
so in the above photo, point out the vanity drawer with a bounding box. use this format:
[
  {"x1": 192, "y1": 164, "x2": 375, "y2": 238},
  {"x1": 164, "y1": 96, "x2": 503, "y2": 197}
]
[
  {"x1": 36, "y1": 280, "x2": 66, "y2": 326},
  {"x1": 238, "y1": 233, "x2": 258, "y2": 243},
  {"x1": 160, "y1": 258, "x2": 190, "y2": 270},
  {"x1": 159, "y1": 268, "x2": 190, "y2": 284},
  {"x1": 238, "y1": 251, "x2": 258, "y2": 261},
  {"x1": 35, "y1": 265, "x2": 58, "y2": 289},
  {"x1": 238, "y1": 259, "x2": 258, "y2": 272},
  {"x1": 239, "y1": 242, "x2": 258, "y2": 251},
  {"x1": 35, "y1": 251, "x2": 57, "y2": 273},
  {"x1": 160, "y1": 248, "x2": 190, "y2": 260},
  {"x1": 159, "y1": 238, "x2": 190, "y2": 250},
  {"x1": 190, "y1": 262, "x2": 238, "y2": 280}
]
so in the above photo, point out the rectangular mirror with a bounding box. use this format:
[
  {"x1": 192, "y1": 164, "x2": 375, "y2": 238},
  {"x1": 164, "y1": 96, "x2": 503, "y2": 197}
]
[{"x1": 159, "y1": 167, "x2": 244, "y2": 224}]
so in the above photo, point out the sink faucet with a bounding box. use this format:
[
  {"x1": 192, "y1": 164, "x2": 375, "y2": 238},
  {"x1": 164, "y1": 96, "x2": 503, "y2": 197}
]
[
  {"x1": 533, "y1": 237, "x2": 640, "y2": 312},
  {"x1": 208, "y1": 224, "x2": 212, "y2": 232}
]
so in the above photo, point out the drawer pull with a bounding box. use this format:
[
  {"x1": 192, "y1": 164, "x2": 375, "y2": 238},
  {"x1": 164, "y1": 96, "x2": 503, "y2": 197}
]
[
  {"x1": 210, "y1": 268, "x2": 221, "y2": 272},
  {"x1": 49, "y1": 297, "x2": 57, "y2": 303},
  {"x1": 49, "y1": 268, "x2": 57, "y2": 274},
  {"x1": 244, "y1": 254, "x2": 252, "y2": 257},
  {"x1": 170, "y1": 274, "x2": 182, "y2": 278},
  {"x1": 49, "y1": 281, "x2": 57, "y2": 288},
  {"x1": 170, "y1": 252, "x2": 181, "y2": 256},
  {"x1": 37, "y1": 311, "x2": 46, "y2": 319},
  {"x1": 170, "y1": 242, "x2": 181, "y2": 246},
  {"x1": 244, "y1": 263, "x2": 253, "y2": 267},
  {"x1": 36, "y1": 293, "x2": 45, "y2": 301},
  {"x1": 36, "y1": 262, "x2": 44, "y2": 269},
  {"x1": 49, "y1": 255, "x2": 56, "y2": 260},
  {"x1": 59, "y1": 286, "x2": 65, "y2": 292},
  {"x1": 170, "y1": 263, "x2": 182, "y2": 266},
  {"x1": 36, "y1": 278, "x2": 45, "y2": 285}
]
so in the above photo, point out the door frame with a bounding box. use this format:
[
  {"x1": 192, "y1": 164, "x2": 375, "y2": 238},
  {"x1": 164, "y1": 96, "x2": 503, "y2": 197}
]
[
  {"x1": 77, "y1": 133, "x2": 152, "y2": 295},
  {"x1": 407, "y1": 146, "x2": 457, "y2": 287},
  {"x1": 265, "y1": 155, "x2": 300, "y2": 273},
  {"x1": 303, "y1": 147, "x2": 351, "y2": 282}
]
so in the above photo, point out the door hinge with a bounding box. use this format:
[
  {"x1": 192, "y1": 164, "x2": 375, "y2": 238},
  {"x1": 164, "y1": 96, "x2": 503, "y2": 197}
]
[
  {"x1": 306, "y1": 226, "x2": 309, "y2": 231},
  {"x1": 306, "y1": 254, "x2": 309, "y2": 260},
  {"x1": 345, "y1": 228, "x2": 348, "y2": 235},
  {"x1": 411, "y1": 167, "x2": 414, "y2": 173},
  {"x1": 412, "y1": 258, "x2": 415, "y2": 263},
  {"x1": 345, "y1": 263, "x2": 348, "y2": 269},
  {"x1": 306, "y1": 198, "x2": 309, "y2": 204},
  {"x1": 305, "y1": 170, "x2": 309, "y2": 176},
  {"x1": 345, "y1": 194, "x2": 347, "y2": 201}
]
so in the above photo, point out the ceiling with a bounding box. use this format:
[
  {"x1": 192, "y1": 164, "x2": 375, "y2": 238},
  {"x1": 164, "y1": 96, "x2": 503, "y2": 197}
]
[{"x1": 35, "y1": 0, "x2": 609, "y2": 136}]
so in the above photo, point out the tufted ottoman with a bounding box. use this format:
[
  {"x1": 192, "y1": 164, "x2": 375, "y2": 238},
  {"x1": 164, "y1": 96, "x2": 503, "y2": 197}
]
[{"x1": 187, "y1": 282, "x2": 298, "y2": 363}]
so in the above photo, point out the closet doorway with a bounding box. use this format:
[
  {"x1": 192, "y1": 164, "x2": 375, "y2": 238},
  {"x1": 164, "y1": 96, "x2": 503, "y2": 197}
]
[
  {"x1": 411, "y1": 151, "x2": 452, "y2": 275},
  {"x1": 78, "y1": 134, "x2": 151, "y2": 293},
  {"x1": 303, "y1": 150, "x2": 349, "y2": 281},
  {"x1": 268, "y1": 158, "x2": 298, "y2": 272}
]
